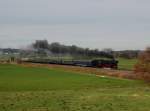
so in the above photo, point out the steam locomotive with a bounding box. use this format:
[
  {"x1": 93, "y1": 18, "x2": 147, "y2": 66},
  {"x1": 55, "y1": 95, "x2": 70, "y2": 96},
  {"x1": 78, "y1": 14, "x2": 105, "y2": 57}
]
[{"x1": 25, "y1": 59, "x2": 118, "y2": 69}]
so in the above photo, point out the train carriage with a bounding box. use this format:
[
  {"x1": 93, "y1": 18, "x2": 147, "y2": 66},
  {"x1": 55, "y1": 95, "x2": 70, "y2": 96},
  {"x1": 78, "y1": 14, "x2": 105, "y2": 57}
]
[{"x1": 24, "y1": 58, "x2": 118, "y2": 69}]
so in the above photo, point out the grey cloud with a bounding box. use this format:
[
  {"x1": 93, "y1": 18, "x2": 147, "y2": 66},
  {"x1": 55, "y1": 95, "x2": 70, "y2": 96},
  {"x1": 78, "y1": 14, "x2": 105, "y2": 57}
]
[{"x1": 0, "y1": 0, "x2": 150, "y2": 50}]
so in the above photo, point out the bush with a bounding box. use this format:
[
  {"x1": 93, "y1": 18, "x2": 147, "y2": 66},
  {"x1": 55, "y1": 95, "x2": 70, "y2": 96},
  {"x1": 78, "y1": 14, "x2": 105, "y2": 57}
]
[{"x1": 134, "y1": 47, "x2": 150, "y2": 80}]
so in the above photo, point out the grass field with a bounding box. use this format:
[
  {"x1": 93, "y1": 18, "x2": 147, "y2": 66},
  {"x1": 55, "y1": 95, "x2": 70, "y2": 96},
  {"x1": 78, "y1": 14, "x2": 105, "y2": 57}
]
[
  {"x1": 0, "y1": 64, "x2": 150, "y2": 111},
  {"x1": 118, "y1": 58, "x2": 138, "y2": 70}
]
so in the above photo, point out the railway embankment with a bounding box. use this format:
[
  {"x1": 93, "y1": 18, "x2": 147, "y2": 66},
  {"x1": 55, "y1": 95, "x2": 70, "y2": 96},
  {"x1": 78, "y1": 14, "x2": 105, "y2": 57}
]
[{"x1": 20, "y1": 62, "x2": 137, "y2": 80}]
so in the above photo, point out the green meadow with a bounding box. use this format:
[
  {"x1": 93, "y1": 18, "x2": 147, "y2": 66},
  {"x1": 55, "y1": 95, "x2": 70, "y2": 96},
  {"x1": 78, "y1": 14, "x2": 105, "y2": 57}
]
[
  {"x1": 118, "y1": 58, "x2": 138, "y2": 70},
  {"x1": 0, "y1": 64, "x2": 150, "y2": 111}
]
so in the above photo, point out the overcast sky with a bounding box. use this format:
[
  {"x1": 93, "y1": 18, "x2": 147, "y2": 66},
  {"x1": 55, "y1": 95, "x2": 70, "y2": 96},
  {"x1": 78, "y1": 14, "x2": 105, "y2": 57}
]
[{"x1": 0, "y1": 0, "x2": 150, "y2": 50}]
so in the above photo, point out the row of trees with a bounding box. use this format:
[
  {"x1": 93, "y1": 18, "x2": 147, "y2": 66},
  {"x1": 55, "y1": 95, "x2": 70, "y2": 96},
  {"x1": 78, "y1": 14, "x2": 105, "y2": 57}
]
[
  {"x1": 32, "y1": 40, "x2": 141, "y2": 59},
  {"x1": 114, "y1": 50, "x2": 140, "y2": 59},
  {"x1": 0, "y1": 40, "x2": 140, "y2": 59},
  {"x1": 32, "y1": 40, "x2": 114, "y2": 59}
]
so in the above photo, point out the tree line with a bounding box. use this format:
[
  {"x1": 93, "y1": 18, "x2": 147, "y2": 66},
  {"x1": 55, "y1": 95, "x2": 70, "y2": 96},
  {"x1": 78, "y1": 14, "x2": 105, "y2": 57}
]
[
  {"x1": 0, "y1": 40, "x2": 141, "y2": 59},
  {"x1": 31, "y1": 40, "x2": 141, "y2": 59},
  {"x1": 32, "y1": 40, "x2": 114, "y2": 59}
]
